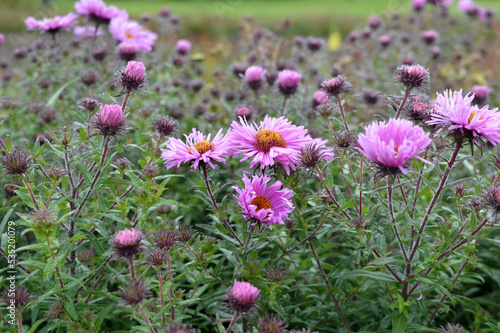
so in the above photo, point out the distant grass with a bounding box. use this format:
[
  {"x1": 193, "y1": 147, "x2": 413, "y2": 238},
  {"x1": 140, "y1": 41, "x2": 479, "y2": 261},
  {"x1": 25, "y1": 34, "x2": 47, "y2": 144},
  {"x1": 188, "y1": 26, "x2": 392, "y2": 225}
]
[{"x1": 1, "y1": 0, "x2": 500, "y2": 34}]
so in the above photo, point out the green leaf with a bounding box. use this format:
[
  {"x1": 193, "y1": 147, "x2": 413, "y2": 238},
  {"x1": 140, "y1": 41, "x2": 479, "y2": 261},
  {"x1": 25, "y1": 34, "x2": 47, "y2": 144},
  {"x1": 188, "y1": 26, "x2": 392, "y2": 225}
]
[
  {"x1": 392, "y1": 312, "x2": 409, "y2": 333},
  {"x1": 46, "y1": 77, "x2": 79, "y2": 107}
]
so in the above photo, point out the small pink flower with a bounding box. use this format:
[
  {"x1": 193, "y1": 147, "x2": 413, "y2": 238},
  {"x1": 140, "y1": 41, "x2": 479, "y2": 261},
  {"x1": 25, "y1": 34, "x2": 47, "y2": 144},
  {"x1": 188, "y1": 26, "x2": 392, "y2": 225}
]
[
  {"x1": 227, "y1": 280, "x2": 260, "y2": 313},
  {"x1": 109, "y1": 17, "x2": 157, "y2": 52},
  {"x1": 100, "y1": 104, "x2": 124, "y2": 126},
  {"x1": 124, "y1": 61, "x2": 146, "y2": 81},
  {"x1": 458, "y1": 0, "x2": 477, "y2": 14},
  {"x1": 161, "y1": 128, "x2": 229, "y2": 169},
  {"x1": 243, "y1": 66, "x2": 266, "y2": 90},
  {"x1": 422, "y1": 29, "x2": 439, "y2": 44},
  {"x1": 0, "y1": 34, "x2": 4, "y2": 46},
  {"x1": 278, "y1": 70, "x2": 301, "y2": 95},
  {"x1": 113, "y1": 229, "x2": 142, "y2": 257},
  {"x1": 75, "y1": 0, "x2": 128, "y2": 24},
  {"x1": 412, "y1": 0, "x2": 426, "y2": 11},
  {"x1": 368, "y1": 16, "x2": 382, "y2": 29},
  {"x1": 312, "y1": 91, "x2": 329, "y2": 107},
  {"x1": 159, "y1": 7, "x2": 171, "y2": 18},
  {"x1": 176, "y1": 39, "x2": 192, "y2": 54},
  {"x1": 470, "y1": 85, "x2": 491, "y2": 105},
  {"x1": 25, "y1": 13, "x2": 78, "y2": 34}
]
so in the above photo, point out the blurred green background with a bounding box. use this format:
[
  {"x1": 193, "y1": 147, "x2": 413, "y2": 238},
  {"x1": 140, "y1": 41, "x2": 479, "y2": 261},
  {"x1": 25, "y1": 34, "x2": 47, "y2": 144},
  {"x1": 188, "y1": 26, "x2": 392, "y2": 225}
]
[{"x1": 1, "y1": 0, "x2": 499, "y2": 36}]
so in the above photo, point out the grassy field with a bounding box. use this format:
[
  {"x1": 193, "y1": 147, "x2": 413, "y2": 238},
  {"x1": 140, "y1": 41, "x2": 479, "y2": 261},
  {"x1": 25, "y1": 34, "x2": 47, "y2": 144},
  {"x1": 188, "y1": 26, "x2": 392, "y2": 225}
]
[{"x1": 1, "y1": 0, "x2": 499, "y2": 34}]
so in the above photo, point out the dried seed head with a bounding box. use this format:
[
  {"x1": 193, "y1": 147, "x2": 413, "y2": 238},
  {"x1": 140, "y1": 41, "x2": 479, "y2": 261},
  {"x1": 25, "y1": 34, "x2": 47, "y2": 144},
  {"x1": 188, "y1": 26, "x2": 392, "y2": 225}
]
[
  {"x1": 300, "y1": 142, "x2": 329, "y2": 168},
  {"x1": 151, "y1": 115, "x2": 179, "y2": 137},
  {"x1": 45, "y1": 299, "x2": 66, "y2": 320},
  {"x1": 437, "y1": 323, "x2": 465, "y2": 333},
  {"x1": 145, "y1": 248, "x2": 168, "y2": 266},
  {"x1": 2, "y1": 150, "x2": 31, "y2": 175},
  {"x1": 152, "y1": 230, "x2": 178, "y2": 250},
  {"x1": 115, "y1": 157, "x2": 132, "y2": 170},
  {"x1": 78, "y1": 247, "x2": 94, "y2": 263},
  {"x1": 258, "y1": 313, "x2": 288, "y2": 333},
  {"x1": 80, "y1": 69, "x2": 99, "y2": 86},
  {"x1": 30, "y1": 208, "x2": 58, "y2": 230},
  {"x1": 177, "y1": 225, "x2": 195, "y2": 243},
  {"x1": 395, "y1": 65, "x2": 429, "y2": 91},
  {"x1": 264, "y1": 264, "x2": 288, "y2": 282},
  {"x1": 45, "y1": 167, "x2": 67, "y2": 180},
  {"x1": 316, "y1": 104, "x2": 335, "y2": 117},
  {"x1": 321, "y1": 75, "x2": 353, "y2": 97},
  {"x1": 120, "y1": 280, "x2": 150, "y2": 306},
  {"x1": 142, "y1": 165, "x2": 159, "y2": 179},
  {"x1": 1, "y1": 286, "x2": 34, "y2": 309},
  {"x1": 79, "y1": 97, "x2": 99, "y2": 112},
  {"x1": 453, "y1": 184, "x2": 467, "y2": 198},
  {"x1": 165, "y1": 322, "x2": 196, "y2": 333},
  {"x1": 333, "y1": 131, "x2": 356, "y2": 149},
  {"x1": 483, "y1": 186, "x2": 500, "y2": 214}
]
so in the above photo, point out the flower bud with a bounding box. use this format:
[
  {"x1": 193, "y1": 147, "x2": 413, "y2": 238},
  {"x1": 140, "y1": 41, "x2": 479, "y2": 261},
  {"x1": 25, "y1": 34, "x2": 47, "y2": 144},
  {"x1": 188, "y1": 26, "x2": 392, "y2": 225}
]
[
  {"x1": 321, "y1": 75, "x2": 352, "y2": 97},
  {"x1": 243, "y1": 65, "x2": 266, "y2": 90},
  {"x1": 100, "y1": 104, "x2": 124, "y2": 127},
  {"x1": 278, "y1": 69, "x2": 301, "y2": 96},
  {"x1": 176, "y1": 39, "x2": 192, "y2": 55},
  {"x1": 2, "y1": 150, "x2": 31, "y2": 175},
  {"x1": 226, "y1": 280, "x2": 260, "y2": 313},
  {"x1": 395, "y1": 64, "x2": 429, "y2": 91},
  {"x1": 112, "y1": 229, "x2": 142, "y2": 258}
]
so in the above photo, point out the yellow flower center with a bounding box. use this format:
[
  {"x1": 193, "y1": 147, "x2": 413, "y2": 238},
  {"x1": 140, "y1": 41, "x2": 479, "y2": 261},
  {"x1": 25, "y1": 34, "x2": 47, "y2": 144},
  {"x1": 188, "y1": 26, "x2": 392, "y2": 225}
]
[
  {"x1": 468, "y1": 110, "x2": 484, "y2": 123},
  {"x1": 250, "y1": 195, "x2": 271, "y2": 212},
  {"x1": 255, "y1": 129, "x2": 287, "y2": 152},
  {"x1": 394, "y1": 145, "x2": 399, "y2": 157},
  {"x1": 188, "y1": 140, "x2": 215, "y2": 155},
  {"x1": 124, "y1": 31, "x2": 136, "y2": 40}
]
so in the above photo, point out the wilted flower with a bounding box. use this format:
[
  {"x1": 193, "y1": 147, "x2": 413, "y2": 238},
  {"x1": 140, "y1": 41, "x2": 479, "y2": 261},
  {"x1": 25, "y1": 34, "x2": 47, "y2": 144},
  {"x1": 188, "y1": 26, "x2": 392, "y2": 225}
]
[
  {"x1": 177, "y1": 225, "x2": 195, "y2": 243},
  {"x1": 151, "y1": 115, "x2": 178, "y2": 136},
  {"x1": 357, "y1": 118, "x2": 432, "y2": 175},
  {"x1": 1, "y1": 286, "x2": 34, "y2": 309},
  {"x1": 258, "y1": 314, "x2": 288, "y2": 333},
  {"x1": 437, "y1": 323, "x2": 465, "y2": 333},
  {"x1": 483, "y1": 186, "x2": 500, "y2": 214},
  {"x1": 120, "y1": 280, "x2": 150, "y2": 306},
  {"x1": 2, "y1": 150, "x2": 31, "y2": 175},
  {"x1": 233, "y1": 174, "x2": 294, "y2": 226},
  {"x1": 278, "y1": 70, "x2": 301, "y2": 95},
  {"x1": 165, "y1": 322, "x2": 197, "y2": 333},
  {"x1": 395, "y1": 65, "x2": 429, "y2": 91},
  {"x1": 226, "y1": 280, "x2": 260, "y2": 313},
  {"x1": 300, "y1": 142, "x2": 334, "y2": 168},
  {"x1": 161, "y1": 128, "x2": 229, "y2": 169},
  {"x1": 264, "y1": 264, "x2": 288, "y2": 282},
  {"x1": 321, "y1": 75, "x2": 353, "y2": 97},
  {"x1": 176, "y1": 39, "x2": 192, "y2": 55},
  {"x1": 115, "y1": 157, "x2": 132, "y2": 170},
  {"x1": 45, "y1": 167, "x2": 67, "y2": 180},
  {"x1": 229, "y1": 116, "x2": 319, "y2": 174},
  {"x1": 151, "y1": 230, "x2": 178, "y2": 249},
  {"x1": 145, "y1": 248, "x2": 168, "y2": 266},
  {"x1": 25, "y1": 13, "x2": 78, "y2": 34},
  {"x1": 112, "y1": 229, "x2": 143, "y2": 258},
  {"x1": 427, "y1": 89, "x2": 500, "y2": 146},
  {"x1": 45, "y1": 299, "x2": 65, "y2": 320}
]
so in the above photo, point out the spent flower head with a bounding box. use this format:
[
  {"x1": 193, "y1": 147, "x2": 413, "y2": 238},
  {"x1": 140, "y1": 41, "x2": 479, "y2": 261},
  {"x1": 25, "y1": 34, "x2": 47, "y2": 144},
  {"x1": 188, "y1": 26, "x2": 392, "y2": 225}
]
[{"x1": 2, "y1": 150, "x2": 31, "y2": 175}]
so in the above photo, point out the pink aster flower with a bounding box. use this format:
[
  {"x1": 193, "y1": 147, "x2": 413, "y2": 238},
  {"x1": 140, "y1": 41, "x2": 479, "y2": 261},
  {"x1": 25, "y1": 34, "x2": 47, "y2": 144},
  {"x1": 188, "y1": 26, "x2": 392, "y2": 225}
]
[
  {"x1": 161, "y1": 128, "x2": 229, "y2": 169},
  {"x1": 312, "y1": 90, "x2": 329, "y2": 107},
  {"x1": 233, "y1": 174, "x2": 294, "y2": 226},
  {"x1": 470, "y1": 85, "x2": 491, "y2": 105},
  {"x1": 278, "y1": 70, "x2": 301, "y2": 95},
  {"x1": 427, "y1": 89, "x2": 500, "y2": 146},
  {"x1": 74, "y1": 25, "x2": 102, "y2": 38},
  {"x1": 357, "y1": 118, "x2": 432, "y2": 175},
  {"x1": 25, "y1": 13, "x2": 78, "y2": 34},
  {"x1": 458, "y1": 0, "x2": 477, "y2": 14},
  {"x1": 227, "y1": 280, "x2": 260, "y2": 314},
  {"x1": 75, "y1": 0, "x2": 128, "y2": 24},
  {"x1": 0, "y1": 34, "x2": 4, "y2": 46},
  {"x1": 412, "y1": 0, "x2": 426, "y2": 11},
  {"x1": 113, "y1": 229, "x2": 142, "y2": 257},
  {"x1": 229, "y1": 116, "x2": 315, "y2": 174},
  {"x1": 243, "y1": 66, "x2": 266, "y2": 90},
  {"x1": 109, "y1": 17, "x2": 157, "y2": 52},
  {"x1": 176, "y1": 39, "x2": 192, "y2": 54}
]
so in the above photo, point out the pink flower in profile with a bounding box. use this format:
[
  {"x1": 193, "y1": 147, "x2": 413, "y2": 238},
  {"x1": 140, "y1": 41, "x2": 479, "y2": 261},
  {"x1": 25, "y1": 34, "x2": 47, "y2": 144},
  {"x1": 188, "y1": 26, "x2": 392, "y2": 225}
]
[
  {"x1": 113, "y1": 229, "x2": 142, "y2": 257},
  {"x1": 0, "y1": 34, "x2": 4, "y2": 46},
  {"x1": 25, "y1": 13, "x2": 78, "y2": 34},
  {"x1": 313, "y1": 90, "x2": 329, "y2": 107},
  {"x1": 243, "y1": 66, "x2": 266, "y2": 90},
  {"x1": 229, "y1": 116, "x2": 315, "y2": 175},
  {"x1": 227, "y1": 280, "x2": 260, "y2": 313},
  {"x1": 427, "y1": 89, "x2": 500, "y2": 146},
  {"x1": 161, "y1": 128, "x2": 229, "y2": 169},
  {"x1": 176, "y1": 39, "x2": 192, "y2": 54},
  {"x1": 278, "y1": 70, "x2": 301, "y2": 95},
  {"x1": 357, "y1": 118, "x2": 432, "y2": 175},
  {"x1": 233, "y1": 174, "x2": 294, "y2": 226},
  {"x1": 109, "y1": 17, "x2": 157, "y2": 52},
  {"x1": 119, "y1": 41, "x2": 138, "y2": 60},
  {"x1": 75, "y1": 0, "x2": 128, "y2": 24},
  {"x1": 458, "y1": 0, "x2": 477, "y2": 14},
  {"x1": 477, "y1": 7, "x2": 494, "y2": 21},
  {"x1": 421, "y1": 29, "x2": 439, "y2": 44},
  {"x1": 74, "y1": 25, "x2": 102, "y2": 38}
]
